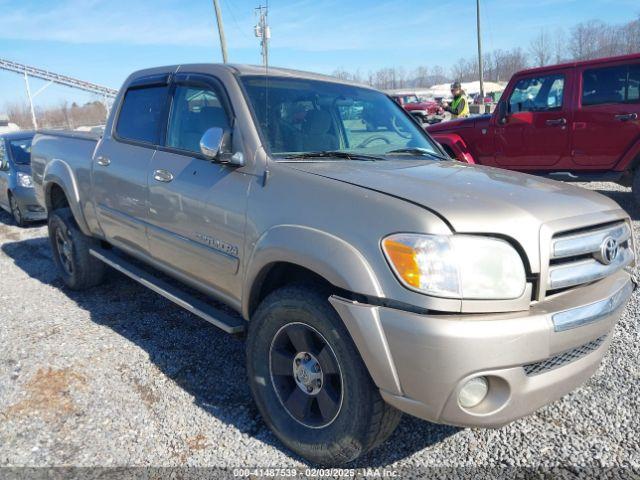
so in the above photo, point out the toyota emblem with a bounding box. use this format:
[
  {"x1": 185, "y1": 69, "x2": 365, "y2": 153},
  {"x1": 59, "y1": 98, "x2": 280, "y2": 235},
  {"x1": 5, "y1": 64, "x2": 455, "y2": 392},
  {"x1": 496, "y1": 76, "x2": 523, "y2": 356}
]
[{"x1": 598, "y1": 236, "x2": 619, "y2": 265}]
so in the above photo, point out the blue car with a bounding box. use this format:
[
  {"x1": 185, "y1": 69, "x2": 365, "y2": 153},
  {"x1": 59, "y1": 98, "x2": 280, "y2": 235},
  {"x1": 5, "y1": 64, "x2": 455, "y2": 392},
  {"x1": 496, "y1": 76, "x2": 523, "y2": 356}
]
[{"x1": 0, "y1": 131, "x2": 46, "y2": 226}]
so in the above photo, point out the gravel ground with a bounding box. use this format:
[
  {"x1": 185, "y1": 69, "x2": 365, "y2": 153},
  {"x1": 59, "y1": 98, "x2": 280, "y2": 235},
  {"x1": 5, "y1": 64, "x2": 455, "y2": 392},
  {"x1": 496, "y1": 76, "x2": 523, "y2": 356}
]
[{"x1": 0, "y1": 182, "x2": 639, "y2": 475}]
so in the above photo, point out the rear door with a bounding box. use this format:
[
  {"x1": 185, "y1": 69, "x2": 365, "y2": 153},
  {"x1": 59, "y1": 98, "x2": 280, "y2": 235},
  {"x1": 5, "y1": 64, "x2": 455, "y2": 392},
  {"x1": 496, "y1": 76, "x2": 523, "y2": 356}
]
[
  {"x1": 495, "y1": 72, "x2": 571, "y2": 169},
  {"x1": 146, "y1": 73, "x2": 249, "y2": 298},
  {"x1": 93, "y1": 75, "x2": 170, "y2": 256},
  {"x1": 572, "y1": 61, "x2": 640, "y2": 168}
]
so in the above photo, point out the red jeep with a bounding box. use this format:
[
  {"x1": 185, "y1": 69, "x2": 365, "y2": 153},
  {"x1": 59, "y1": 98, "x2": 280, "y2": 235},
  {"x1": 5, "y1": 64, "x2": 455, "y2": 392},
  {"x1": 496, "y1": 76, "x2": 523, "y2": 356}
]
[
  {"x1": 427, "y1": 54, "x2": 640, "y2": 202},
  {"x1": 391, "y1": 93, "x2": 444, "y2": 124}
]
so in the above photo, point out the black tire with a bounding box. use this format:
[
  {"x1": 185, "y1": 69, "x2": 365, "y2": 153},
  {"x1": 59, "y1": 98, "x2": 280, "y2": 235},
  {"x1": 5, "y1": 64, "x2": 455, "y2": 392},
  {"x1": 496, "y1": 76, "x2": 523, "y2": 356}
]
[
  {"x1": 632, "y1": 168, "x2": 640, "y2": 205},
  {"x1": 48, "y1": 208, "x2": 105, "y2": 290},
  {"x1": 246, "y1": 285, "x2": 402, "y2": 465},
  {"x1": 9, "y1": 193, "x2": 26, "y2": 228}
]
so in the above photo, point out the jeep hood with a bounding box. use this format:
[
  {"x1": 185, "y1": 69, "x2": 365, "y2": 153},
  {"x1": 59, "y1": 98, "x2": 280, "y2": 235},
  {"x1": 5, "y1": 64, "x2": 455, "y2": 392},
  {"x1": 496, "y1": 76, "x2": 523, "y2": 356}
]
[
  {"x1": 285, "y1": 160, "x2": 623, "y2": 271},
  {"x1": 427, "y1": 114, "x2": 490, "y2": 133}
]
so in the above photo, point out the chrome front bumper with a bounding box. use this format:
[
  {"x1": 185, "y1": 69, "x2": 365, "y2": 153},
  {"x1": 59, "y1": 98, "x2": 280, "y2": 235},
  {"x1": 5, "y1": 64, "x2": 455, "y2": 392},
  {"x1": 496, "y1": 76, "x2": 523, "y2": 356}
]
[{"x1": 331, "y1": 270, "x2": 634, "y2": 427}]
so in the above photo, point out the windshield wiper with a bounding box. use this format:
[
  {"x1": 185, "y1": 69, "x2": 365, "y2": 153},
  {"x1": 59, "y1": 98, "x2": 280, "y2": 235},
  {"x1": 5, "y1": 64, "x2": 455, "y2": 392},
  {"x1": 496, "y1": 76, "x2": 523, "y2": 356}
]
[
  {"x1": 282, "y1": 151, "x2": 382, "y2": 161},
  {"x1": 385, "y1": 148, "x2": 450, "y2": 161}
]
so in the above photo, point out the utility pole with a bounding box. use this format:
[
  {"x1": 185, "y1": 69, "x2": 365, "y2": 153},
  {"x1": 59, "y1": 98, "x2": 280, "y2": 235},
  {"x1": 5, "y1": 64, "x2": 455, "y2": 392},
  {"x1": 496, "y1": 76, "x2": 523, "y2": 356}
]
[
  {"x1": 476, "y1": 0, "x2": 485, "y2": 105},
  {"x1": 212, "y1": 0, "x2": 228, "y2": 63},
  {"x1": 254, "y1": 5, "x2": 270, "y2": 67}
]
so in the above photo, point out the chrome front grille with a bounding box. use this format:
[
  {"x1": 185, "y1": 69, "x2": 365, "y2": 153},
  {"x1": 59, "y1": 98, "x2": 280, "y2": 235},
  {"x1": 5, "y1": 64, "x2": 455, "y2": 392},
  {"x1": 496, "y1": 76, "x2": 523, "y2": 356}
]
[
  {"x1": 523, "y1": 335, "x2": 607, "y2": 376},
  {"x1": 547, "y1": 221, "x2": 634, "y2": 293}
]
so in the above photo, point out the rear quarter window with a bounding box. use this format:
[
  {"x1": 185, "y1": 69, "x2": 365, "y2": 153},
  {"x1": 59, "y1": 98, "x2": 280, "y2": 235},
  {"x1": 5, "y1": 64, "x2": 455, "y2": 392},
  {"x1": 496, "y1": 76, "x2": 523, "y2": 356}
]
[
  {"x1": 581, "y1": 64, "x2": 639, "y2": 106},
  {"x1": 116, "y1": 85, "x2": 169, "y2": 144}
]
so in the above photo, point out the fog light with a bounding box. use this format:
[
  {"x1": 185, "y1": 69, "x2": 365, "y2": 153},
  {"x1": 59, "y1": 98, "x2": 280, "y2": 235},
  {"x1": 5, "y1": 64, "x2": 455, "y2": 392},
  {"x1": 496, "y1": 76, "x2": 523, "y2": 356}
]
[{"x1": 458, "y1": 376, "x2": 489, "y2": 409}]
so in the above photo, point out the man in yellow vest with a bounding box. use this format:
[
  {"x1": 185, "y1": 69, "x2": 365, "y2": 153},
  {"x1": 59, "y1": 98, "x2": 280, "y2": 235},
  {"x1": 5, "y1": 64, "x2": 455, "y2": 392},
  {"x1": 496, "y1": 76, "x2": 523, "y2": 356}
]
[{"x1": 443, "y1": 81, "x2": 470, "y2": 119}]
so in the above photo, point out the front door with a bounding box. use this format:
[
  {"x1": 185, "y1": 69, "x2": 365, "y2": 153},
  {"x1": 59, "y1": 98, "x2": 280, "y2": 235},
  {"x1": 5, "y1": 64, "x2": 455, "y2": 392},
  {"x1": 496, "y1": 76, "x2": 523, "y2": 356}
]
[
  {"x1": 0, "y1": 141, "x2": 9, "y2": 209},
  {"x1": 495, "y1": 72, "x2": 571, "y2": 169},
  {"x1": 146, "y1": 75, "x2": 250, "y2": 299},
  {"x1": 93, "y1": 77, "x2": 170, "y2": 255},
  {"x1": 572, "y1": 62, "x2": 640, "y2": 168}
]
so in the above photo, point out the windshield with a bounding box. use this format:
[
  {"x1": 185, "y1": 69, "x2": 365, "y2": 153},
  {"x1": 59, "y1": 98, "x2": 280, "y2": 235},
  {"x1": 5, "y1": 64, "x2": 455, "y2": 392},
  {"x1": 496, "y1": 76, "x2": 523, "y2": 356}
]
[
  {"x1": 8, "y1": 138, "x2": 32, "y2": 165},
  {"x1": 240, "y1": 76, "x2": 440, "y2": 159}
]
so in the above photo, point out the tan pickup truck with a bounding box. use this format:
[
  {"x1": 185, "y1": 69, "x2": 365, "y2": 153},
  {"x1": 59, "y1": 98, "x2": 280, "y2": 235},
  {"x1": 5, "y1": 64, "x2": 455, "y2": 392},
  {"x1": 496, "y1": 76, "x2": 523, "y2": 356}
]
[{"x1": 31, "y1": 64, "x2": 635, "y2": 465}]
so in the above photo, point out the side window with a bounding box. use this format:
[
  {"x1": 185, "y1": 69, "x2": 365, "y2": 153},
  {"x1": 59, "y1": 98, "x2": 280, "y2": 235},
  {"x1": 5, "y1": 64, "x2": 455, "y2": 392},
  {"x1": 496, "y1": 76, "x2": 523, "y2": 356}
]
[
  {"x1": 166, "y1": 85, "x2": 230, "y2": 153},
  {"x1": 582, "y1": 66, "x2": 628, "y2": 106},
  {"x1": 116, "y1": 85, "x2": 169, "y2": 144},
  {"x1": 508, "y1": 74, "x2": 564, "y2": 113},
  {"x1": 627, "y1": 65, "x2": 640, "y2": 103}
]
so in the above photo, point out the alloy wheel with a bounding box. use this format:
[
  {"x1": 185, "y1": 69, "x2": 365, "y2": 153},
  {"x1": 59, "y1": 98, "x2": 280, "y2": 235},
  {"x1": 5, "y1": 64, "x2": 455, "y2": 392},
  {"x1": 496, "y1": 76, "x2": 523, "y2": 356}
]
[
  {"x1": 55, "y1": 227, "x2": 74, "y2": 275},
  {"x1": 269, "y1": 322, "x2": 343, "y2": 428}
]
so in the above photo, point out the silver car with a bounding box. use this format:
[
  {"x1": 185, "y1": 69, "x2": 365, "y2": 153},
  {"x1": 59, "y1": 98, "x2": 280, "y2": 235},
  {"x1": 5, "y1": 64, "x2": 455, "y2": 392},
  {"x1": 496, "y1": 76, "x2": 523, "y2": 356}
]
[{"x1": 0, "y1": 131, "x2": 46, "y2": 226}]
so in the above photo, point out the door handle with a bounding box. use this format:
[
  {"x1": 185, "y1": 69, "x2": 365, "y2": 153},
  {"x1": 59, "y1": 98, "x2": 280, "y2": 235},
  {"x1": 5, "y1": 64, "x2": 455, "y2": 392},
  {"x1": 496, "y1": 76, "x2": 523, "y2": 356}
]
[
  {"x1": 96, "y1": 156, "x2": 111, "y2": 166},
  {"x1": 545, "y1": 118, "x2": 567, "y2": 126},
  {"x1": 615, "y1": 113, "x2": 638, "y2": 122},
  {"x1": 153, "y1": 169, "x2": 174, "y2": 183}
]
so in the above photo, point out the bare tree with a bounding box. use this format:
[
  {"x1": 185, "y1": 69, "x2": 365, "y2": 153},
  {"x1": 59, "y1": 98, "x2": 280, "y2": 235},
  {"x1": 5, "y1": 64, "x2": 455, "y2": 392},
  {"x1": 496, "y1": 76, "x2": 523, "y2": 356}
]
[
  {"x1": 330, "y1": 16, "x2": 639, "y2": 92},
  {"x1": 412, "y1": 66, "x2": 430, "y2": 88},
  {"x1": 529, "y1": 28, "x2": 552, "y2": 67},
  {"x1": 553, "y1": 27, "x2": 566, "y2": 64},
  {"x1": 3, "y1": 100, "x2": 107, "y2": 130}
]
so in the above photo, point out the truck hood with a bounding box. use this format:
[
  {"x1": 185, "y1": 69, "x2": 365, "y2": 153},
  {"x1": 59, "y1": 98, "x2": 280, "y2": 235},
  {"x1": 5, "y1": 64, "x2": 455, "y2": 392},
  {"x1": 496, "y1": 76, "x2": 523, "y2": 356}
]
[{"x1": 285, "y1": 159, "x2": 622, "y2": 271}]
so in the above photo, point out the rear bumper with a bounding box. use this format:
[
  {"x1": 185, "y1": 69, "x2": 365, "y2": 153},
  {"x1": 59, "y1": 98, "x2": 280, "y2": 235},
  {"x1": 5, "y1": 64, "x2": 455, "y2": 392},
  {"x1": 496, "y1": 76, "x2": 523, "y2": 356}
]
[{"x1": 330, "y1": 270, "x2": 633, "y2": 427}]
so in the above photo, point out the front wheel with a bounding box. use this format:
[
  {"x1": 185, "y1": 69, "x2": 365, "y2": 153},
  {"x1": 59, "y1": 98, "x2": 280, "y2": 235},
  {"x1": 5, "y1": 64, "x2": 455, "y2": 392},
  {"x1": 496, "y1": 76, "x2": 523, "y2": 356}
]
[
  {"x1": 48, "y1": 208, "x2": 105, "y2": 290},
  {"x1": 246, "y1": 285, "x2": 401, "y2": 465},
  {"x1": 9, "y1": 194, "x2": 26, "y2": 227}
]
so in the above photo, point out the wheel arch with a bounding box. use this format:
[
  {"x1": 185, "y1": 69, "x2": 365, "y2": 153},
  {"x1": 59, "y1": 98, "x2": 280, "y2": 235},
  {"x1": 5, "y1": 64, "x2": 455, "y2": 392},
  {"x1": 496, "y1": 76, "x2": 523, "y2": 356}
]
[
  {"x1": 618, "y1": 138, "x2": 640, "y2": 172},
  {"x1": 43, "y1": 175, "x2": 91, "y2": 235},
  {"x1": 243, "y1": 225, "x2": 384, "y2": 320}
]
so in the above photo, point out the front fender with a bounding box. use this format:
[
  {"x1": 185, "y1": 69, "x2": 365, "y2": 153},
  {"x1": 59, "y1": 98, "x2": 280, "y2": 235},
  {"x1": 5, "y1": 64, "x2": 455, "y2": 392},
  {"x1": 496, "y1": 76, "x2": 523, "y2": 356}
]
[
  {"x1": 243, "y1": 225, "x2": 384, "y2": 318},
  {"x1": 431, "y1": 132, "x2": 476, "y2": 164},
  {"x1": 43, "y1": 159, "x2": 91, "y2": 235}
]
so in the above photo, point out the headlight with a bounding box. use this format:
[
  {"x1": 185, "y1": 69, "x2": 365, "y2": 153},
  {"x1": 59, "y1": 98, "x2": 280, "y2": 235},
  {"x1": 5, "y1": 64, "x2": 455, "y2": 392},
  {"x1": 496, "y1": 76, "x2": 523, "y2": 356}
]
[
  {"x1": 382, "y1": 233, "x2": 526, "y2": 299},
  {"x1": 17, "y1": 172, "x2": 33, "y2": 188}
]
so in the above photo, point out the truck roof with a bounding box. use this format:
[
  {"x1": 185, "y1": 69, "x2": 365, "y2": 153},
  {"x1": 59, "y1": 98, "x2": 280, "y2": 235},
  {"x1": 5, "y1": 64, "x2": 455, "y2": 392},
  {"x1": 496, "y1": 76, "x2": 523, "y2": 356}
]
[
  {"x1": 515, "y1": 52, "x2": 640, "y2": 77},
  {"x1": 127, "y1": 63, "x2": 377, "y2": 90}
]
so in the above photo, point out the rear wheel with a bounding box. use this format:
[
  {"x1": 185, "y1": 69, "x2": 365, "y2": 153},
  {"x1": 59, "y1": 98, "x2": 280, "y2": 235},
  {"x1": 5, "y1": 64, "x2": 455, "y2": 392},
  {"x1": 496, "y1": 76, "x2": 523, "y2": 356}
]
[
  {"x1": 48, "y1": 208, "x2": 105, "y2": 290},
  {"x1": 246, "y1": 285, "x2": 402, "y2": 465},
  {"x1": 9, "y1": 193, "x2": 26, "y2": 227}
]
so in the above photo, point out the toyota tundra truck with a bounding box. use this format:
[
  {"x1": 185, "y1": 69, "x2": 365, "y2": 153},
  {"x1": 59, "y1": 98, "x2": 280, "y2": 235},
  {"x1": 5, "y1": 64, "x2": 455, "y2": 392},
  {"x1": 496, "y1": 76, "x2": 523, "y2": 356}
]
[
  {"x1": 427, "y1": 53, "x2": 640, "y2": 204},
  {"x1": 30, "y1": 64, "x2": 636, "y2": 465}
]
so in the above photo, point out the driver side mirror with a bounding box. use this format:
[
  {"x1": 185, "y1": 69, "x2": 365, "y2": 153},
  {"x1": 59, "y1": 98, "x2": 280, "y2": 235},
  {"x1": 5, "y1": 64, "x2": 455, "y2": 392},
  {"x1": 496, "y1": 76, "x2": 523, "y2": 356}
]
[
  {"x1": 496, "y1": 100, "x2": 508, "y2": 125},
  {"x1": 199, "y1": 127, "x2": 244, "y2": 166},
  {"x1": 200, "y1": 127, "x2": 225, "y2": 159}
]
